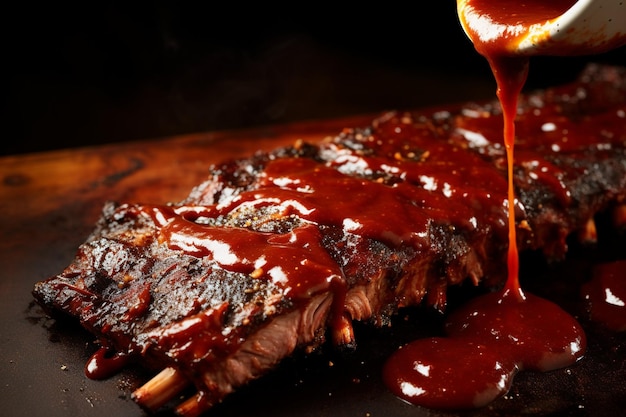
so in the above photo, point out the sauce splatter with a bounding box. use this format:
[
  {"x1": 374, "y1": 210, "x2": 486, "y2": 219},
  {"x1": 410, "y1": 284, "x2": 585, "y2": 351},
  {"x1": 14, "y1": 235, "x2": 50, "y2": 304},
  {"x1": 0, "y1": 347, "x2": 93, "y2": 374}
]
[{"x1": 582, "y1": 260, "x2": 626, "y2": 332}]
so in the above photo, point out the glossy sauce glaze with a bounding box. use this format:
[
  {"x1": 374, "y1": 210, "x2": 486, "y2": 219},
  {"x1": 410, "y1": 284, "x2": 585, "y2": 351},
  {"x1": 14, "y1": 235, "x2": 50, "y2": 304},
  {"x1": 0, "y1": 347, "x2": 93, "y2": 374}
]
[
  {"x1": 78, "y1": 70, "x2": 626, "y2": 389},
  {"x1": 79, "y1": 74, "x2": 626, "y2": 382},
  {"x1": 383, "y1": 0, "x2": 593, "y2": 410}
]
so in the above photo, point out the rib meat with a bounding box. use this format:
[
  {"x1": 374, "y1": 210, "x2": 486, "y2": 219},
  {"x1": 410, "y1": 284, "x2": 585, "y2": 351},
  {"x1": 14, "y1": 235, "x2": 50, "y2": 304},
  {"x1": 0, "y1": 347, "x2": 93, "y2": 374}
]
[{"x1": 32, "y1": 64, "x2": 626, "y2": 416}]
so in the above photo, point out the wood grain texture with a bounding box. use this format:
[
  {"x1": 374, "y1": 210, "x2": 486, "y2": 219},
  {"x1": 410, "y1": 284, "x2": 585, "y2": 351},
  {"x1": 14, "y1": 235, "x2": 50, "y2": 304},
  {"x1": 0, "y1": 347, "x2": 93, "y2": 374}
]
[{"x1": 0, "y1": 113, "x2": 374, "y2": 253}]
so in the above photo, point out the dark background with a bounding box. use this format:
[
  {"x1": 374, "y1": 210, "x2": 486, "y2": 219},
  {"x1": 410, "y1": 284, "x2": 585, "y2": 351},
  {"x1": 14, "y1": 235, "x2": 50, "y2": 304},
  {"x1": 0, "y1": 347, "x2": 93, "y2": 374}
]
[{"x1": 3, "y1": 2, "x2": 625, "y2": 156}]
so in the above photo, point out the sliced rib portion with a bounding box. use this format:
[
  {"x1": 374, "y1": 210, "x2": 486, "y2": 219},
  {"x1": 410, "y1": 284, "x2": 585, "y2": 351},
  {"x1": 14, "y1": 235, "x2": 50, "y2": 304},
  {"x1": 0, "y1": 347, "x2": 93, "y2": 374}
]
[{"x1": 33, "y1": 64, "x2": 626, "y2": 416}]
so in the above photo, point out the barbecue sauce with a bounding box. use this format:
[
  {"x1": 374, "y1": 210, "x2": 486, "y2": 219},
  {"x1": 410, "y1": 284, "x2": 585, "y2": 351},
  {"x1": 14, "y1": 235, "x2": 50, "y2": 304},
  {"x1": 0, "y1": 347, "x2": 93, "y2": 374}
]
[
  {"x1": 582, "y1": 260, "x2": 626, "y2": 332},
  {"x1": 85, "y1": 347, "x2": 129, "y2": 380},
  {"x1": 383, "y1": 0, "x2": 589, "y2": 410}
]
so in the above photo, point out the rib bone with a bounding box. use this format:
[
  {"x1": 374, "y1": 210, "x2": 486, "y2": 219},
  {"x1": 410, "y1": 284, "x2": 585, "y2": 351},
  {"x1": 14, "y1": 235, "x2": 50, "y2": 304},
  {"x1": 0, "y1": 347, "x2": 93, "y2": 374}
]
[{"x1": 132, "y1": 367, "x2": 190, "y2": 411}]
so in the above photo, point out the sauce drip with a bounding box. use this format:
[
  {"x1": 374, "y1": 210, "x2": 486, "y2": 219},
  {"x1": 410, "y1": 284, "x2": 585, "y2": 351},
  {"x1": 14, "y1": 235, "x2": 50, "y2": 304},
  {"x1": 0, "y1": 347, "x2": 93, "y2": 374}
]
[
  {"x1": 85, "y1": 347, "x2": 130, "y2": 380},
  {"x1": 383, "y1": 0, "x2": 589, "y2": 409},
  {"x1": 582, "y1": 260, "x2": 626, "y2": 332},
  {"x1": 495, "y1": 55, "x2": 527, "y2": 295}
]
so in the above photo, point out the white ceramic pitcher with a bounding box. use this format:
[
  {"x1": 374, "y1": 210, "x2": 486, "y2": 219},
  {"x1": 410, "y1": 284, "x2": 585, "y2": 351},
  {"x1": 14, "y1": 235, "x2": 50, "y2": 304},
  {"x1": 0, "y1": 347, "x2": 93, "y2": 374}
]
[{"x1": 457, "y1": 0, "x2": 626, "y2": 56}]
